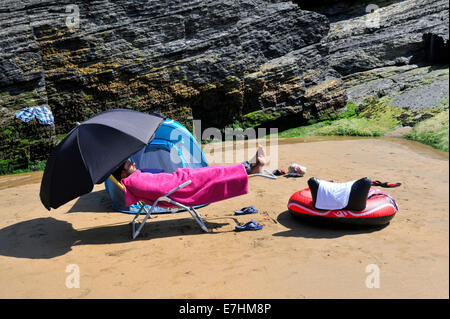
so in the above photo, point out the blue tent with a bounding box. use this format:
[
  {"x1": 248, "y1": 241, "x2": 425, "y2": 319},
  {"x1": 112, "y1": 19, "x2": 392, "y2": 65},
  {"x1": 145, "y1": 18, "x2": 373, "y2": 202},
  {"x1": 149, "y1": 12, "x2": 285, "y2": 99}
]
[{"x1": 105, "y1": 119, "x2": 208, "y2": 213}]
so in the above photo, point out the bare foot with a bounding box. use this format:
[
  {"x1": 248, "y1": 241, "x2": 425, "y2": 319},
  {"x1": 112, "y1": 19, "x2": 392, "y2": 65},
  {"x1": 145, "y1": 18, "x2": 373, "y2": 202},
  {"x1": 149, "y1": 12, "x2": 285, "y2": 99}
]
[{"x1": 249, "y1": 145, "x2": 267, "y2": 174}]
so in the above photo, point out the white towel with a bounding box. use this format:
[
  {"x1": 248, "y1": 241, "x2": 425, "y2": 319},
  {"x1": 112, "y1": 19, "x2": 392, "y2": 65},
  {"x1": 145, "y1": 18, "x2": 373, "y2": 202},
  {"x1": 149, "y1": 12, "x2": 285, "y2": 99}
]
[{"x1": 315, "y1": 180, "x2": 356, "y2": 210}]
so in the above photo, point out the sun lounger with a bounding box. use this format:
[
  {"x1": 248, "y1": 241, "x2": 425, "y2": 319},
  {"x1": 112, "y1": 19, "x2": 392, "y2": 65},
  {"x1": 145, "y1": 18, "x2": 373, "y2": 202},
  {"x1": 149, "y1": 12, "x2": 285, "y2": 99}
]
[
  {"x1": 108, "y1": 165, "x2": 276, "y2": 239},
  {"x1": 109, "y1": 175, "x2": 209, "y2": 239}
]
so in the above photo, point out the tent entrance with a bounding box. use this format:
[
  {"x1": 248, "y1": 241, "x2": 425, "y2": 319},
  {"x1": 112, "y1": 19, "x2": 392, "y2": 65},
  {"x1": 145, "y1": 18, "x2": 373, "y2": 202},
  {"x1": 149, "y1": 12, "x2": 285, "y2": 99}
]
[
  {"x1": 105, "y1": 119, "x2": 209, "y2": 214},
  {"x1": 133, "y1": 140, "x2": 186, "y2": 174}
]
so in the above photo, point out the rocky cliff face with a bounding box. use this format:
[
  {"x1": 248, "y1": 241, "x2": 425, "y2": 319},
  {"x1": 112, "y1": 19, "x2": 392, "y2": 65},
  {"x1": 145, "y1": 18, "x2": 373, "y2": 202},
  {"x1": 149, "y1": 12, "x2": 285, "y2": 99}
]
[
  {"x1": 0, "y1": 0, "x2": 448, "y2": 173},
  {"x1": 298, "y1": 0, "x2": 449, "y2": 121},
  {"x1": 314, "y1": 0, "x2": 448, "y2": 74},
  {"x1": 1, "y1": 0, "x2": 345, "y2": 172}
]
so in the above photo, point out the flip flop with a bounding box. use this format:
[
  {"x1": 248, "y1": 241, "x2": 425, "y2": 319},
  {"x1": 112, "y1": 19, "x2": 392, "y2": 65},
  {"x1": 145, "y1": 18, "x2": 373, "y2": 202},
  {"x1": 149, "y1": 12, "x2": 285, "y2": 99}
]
[
  {"x1": 235, "y1": 220, "x2": 263, "y2": 231},
  {"x1": 272, "y1": 169, "x2": 286, "y2": 176},
  {"x1": 372, "y1": 181, "x2": 402, "y2": 188},
  {"x1": 284, "y1": 172, "x2": 305, "y2": 178},
  {"x1": 234, "y1": 206, "x2": 259, "y2": 215}
]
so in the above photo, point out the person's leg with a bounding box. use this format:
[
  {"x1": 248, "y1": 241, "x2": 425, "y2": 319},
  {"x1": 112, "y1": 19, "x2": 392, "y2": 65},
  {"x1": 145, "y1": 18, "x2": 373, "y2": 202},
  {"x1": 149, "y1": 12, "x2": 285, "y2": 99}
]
[
  {"x1": 242, "y1": 145, "x2": 267, "y2": 174},
  {"x1": 242, "y1": 161, "x2": 253, "y2": 175}
]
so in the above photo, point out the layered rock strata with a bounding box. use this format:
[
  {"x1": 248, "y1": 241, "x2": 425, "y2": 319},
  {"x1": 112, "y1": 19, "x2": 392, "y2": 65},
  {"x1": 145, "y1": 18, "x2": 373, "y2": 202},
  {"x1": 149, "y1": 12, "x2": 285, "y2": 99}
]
[
  {"x1": 0, "y1": 0, "x2": 448, "y2": 173},
  {"x1": 297, "y1": 0, "x2": 449, "y2": 74},
  {"x1": 297, "y1": 0, "x2": 449, "y2": 130},
  {"x1": 0, "y1": 0, "x2": 345, "y2": 172}
]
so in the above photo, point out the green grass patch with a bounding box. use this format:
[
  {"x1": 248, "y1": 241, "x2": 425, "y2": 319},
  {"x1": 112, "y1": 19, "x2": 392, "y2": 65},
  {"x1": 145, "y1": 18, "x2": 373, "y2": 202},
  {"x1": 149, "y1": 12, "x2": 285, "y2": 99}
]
[
  {"x1": 314, "y1": 118, "x2": 393, "y2": 137},
  {"x1": 275, "y1": 121, "x2": 332, "y2": 138},
  {"x1": 276, "y1": 101, "x2": 399, "y2": 138},
  {"x1": 242, "y1": 110, "x2": 281, "y2": 128},
  {"x1": 317, "y1": 102, "x2": 360, "y2": 122},
  {"x1": 0, "y1": 160, "x2": 46, "y2": 175},
  {"x1": 276, "y1": 117, "x2": 394, "y2": 138},
  {"x1": 406, "y1": 109, "x2": 449, "y2": 152},
  {"x1": 359, "y1": 98, "x2": 404, "y2": 127}
]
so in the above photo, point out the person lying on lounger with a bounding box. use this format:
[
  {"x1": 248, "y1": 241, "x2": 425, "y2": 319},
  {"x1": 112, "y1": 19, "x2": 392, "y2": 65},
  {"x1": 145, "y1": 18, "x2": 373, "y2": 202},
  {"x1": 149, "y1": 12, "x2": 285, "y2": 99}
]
[{"x1": 111, "y1": 146, "x2": 267, "y2": 207}]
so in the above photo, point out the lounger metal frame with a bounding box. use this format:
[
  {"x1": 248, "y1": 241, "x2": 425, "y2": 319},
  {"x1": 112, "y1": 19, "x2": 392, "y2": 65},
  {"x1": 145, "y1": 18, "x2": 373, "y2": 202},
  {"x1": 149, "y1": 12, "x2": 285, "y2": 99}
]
[
  {"x1": 249, "y1": 169, "x2": 277, "y2": 180},
  {"x1": 109, "y1": 176, "x2": 209, "y2": 239},
  {"x1": 109, "y1": 169, "x2": 276, "y2": 239}
]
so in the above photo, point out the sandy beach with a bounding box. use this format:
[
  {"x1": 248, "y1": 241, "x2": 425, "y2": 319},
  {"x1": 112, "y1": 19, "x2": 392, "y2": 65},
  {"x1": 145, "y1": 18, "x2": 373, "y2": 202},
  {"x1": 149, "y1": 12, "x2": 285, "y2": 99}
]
[{"x1": 0, "y1": 137, "x2": 448, "y2": 299}]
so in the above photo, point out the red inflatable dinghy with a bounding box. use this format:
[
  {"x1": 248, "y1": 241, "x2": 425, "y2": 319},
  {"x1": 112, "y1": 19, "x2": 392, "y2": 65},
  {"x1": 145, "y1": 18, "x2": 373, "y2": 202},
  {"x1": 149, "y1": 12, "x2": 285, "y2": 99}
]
[{"x1": 288, "y1": 188, "x2": 398, "y2": 226}]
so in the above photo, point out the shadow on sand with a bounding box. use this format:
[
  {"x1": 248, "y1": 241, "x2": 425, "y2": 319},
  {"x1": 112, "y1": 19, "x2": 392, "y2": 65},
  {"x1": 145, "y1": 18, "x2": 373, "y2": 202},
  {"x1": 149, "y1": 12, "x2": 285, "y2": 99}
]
[
  {"x1": 66, "y1": 189, "x2": 114, "y2": 213},
  {"x1": 0, "y1": 217, "x2": 227, "y2": 259},
  {"x1": 273, "y1": 211, "x2": 389, "y2": 239}
]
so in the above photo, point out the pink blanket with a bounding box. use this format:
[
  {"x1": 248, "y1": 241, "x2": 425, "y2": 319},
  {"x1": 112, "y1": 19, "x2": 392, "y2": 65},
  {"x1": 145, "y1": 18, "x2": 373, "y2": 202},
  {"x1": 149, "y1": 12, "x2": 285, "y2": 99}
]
[{"x1": 121, "y1": 164, "x2": 248, "y2": 207}]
